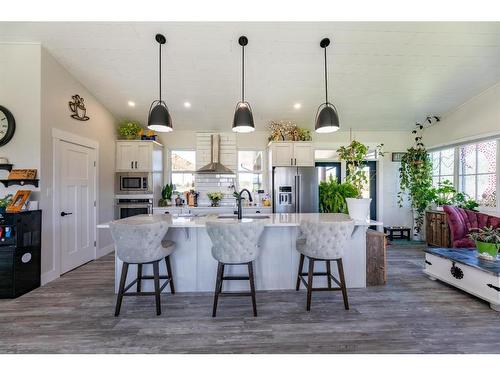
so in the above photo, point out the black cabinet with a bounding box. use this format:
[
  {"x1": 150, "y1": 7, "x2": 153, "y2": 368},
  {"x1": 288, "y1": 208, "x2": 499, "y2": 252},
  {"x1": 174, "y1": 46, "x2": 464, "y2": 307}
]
[{"x1": 0, "y1": 210, "x2": 41, "y2": 298}]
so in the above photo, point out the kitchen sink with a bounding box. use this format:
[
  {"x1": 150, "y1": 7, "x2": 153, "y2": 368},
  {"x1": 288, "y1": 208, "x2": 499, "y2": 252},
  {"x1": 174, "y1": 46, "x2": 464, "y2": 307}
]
[{"x1": 217, "y1": 215, "x2": 270, "y2": 220}]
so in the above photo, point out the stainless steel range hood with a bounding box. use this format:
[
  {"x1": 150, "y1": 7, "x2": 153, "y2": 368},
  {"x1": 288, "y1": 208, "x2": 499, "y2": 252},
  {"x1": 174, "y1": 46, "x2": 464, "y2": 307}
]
[{"x1": 196, "y1": 134, "x2": 235, "y2": 175}]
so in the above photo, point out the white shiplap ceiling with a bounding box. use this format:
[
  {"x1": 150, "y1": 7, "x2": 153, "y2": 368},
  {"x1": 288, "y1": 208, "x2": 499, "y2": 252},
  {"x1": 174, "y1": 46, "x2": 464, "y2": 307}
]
[{"x1": 1, "y1": 22, "x2": 500, "y2": 131}]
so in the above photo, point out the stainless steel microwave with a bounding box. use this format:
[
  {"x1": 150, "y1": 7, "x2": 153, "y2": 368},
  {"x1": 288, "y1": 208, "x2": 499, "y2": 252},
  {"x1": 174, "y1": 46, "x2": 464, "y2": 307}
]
[{"x1": 116, "y1": 173, "x2": 152, "y2": 194}]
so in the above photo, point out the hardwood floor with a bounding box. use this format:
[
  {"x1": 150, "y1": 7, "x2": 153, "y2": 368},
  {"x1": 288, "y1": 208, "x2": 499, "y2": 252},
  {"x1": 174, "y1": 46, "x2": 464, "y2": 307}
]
[{"x1": 1, "y1": 241, "x2": 499, "y2": 354}]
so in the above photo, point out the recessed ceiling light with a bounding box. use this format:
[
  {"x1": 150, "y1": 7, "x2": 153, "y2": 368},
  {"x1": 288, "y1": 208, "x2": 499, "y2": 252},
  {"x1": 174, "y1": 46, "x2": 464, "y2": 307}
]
[
  {"x1": 293, "y1": 103, "x2": 302, "y2": 109},
  {"x1": 184, "y1": 102, "x2": 191, "y2": 108},
  {"x1": 127, "y1": 101, "x2": 135, "y2": 107}
]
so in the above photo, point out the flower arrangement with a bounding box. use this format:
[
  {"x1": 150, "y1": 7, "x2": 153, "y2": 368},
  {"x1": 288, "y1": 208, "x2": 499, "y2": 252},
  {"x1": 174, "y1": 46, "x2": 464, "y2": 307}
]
[
  {"x1": 118, "y1": 121, "x2": 143, "y2": 140},
  {"x1": 468, "y1": 226, "x2": 500, "y2": 260},
  {"x1": 268, "y1": 121, "x2": 312, "y2": 142},
  {"x1": 207, "y1": 192, "x2": 224, "y2": 207},
  {"x1": 0, "y1": 194, "x2": 13, "y2": 213}
]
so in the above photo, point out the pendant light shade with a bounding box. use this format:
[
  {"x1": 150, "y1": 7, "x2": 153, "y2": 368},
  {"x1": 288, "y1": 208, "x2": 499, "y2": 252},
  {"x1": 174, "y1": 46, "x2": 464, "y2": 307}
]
[
  {"x1": 148, "y1": 34, "x2": 173, "y2": 133},
  {"x1": 232, "y1": 36, "x2": 255, "y2": 133},
  {"x1": 315, "y1": 38, "x2": 340, "y2": 133}
]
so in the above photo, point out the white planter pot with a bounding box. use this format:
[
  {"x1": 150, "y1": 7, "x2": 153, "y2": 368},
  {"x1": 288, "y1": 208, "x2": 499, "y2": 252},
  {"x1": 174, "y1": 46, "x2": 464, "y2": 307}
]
[{"x1": 346, "y1": 198, "x2": 371, "y2": 222}]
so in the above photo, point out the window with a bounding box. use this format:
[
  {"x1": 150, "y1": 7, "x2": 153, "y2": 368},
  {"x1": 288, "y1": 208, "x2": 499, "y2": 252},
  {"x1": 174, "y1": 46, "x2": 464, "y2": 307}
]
[
  {"x1": 458, "y1": 140, "x2": 497, "y2": 207},
  {"x1": 430, "y1": 147, "x2": 455, "y2": 188},
  {"x1": 170, "y1": 150, "x2": 196, "y2": 192},
  {"x1": 237, "y1": 150, "x2": 263, "y2": 192}
]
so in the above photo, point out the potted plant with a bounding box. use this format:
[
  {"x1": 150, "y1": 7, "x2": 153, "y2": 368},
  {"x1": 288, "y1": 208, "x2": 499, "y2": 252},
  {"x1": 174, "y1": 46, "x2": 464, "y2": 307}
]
[
  {"x1": 118, "y1": 120, "x2": 143, "y2": 140},
  {"x1": 398, "y1": 125, "x2": 434, "y2": 235},
  {"x1": 207, "y1": 192, "x2": 224, "y2": 207},
  {"x1": 429, "y1": 180, "x2": 479, "y2": 211},
  {"x1": 319, "y1": 178, "x2": 358, "y2": 214},
  {"x1": 468, "y1": 226, "x2": 500, "y2": 261},
  {"x1": 159, "y1": 183, "x2": 173, "y2": 207},
  {"x1": 337, "y1": 140, "x2": 383, "y2": 221},
  {"x1": 0, "y1": 194, "x2": 13, "y2": 214}
]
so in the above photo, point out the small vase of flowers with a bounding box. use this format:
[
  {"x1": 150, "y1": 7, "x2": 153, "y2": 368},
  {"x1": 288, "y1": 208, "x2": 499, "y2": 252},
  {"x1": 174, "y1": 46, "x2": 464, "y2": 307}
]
[
  {"x1": 207, "y1": 192, "x2": 224, "y2": 207},
  {"x1": 468, "y1": 226, "x2": 500, "y2": 261}
]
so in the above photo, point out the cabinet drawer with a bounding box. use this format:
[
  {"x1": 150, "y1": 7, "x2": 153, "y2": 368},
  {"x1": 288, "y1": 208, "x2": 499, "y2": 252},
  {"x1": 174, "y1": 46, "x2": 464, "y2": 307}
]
[{"x1": 425, "y1": 253, "x2": 500, "y2": 304}]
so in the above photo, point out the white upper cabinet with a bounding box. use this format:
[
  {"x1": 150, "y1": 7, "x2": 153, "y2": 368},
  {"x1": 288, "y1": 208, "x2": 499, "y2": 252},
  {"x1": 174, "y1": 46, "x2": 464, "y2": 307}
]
[
  {"x1": 269, "y1": 142, "x2": 314, "y2": 167},
  {"x1": 116, "y1": 141, "x2": 162, "y2": 172}
]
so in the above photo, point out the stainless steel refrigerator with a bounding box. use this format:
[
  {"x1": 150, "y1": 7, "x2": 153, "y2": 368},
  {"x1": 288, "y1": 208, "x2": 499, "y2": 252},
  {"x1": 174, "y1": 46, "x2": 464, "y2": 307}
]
[{"x1": 272, "y1": 167, "x2": 318, "y2": 213}]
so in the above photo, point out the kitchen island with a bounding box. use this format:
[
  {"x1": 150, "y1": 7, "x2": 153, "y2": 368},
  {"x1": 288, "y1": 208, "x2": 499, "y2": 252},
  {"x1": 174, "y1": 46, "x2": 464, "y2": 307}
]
[{"x1": 97, "y1": 213, "x2": 382, "y2": 293}]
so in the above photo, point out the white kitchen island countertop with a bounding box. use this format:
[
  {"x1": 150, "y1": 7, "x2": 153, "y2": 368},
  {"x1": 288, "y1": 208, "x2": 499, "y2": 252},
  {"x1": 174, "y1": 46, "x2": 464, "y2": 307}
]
[{"x1": 98, "y1": 213, "x2": 382, "y2": 293}]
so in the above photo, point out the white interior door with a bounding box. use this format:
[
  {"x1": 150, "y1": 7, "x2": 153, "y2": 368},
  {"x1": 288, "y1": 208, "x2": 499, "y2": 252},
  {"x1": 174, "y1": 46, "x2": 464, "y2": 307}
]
[{"x1": 58, "y1": 140, "x2": 97, "y2": 274}]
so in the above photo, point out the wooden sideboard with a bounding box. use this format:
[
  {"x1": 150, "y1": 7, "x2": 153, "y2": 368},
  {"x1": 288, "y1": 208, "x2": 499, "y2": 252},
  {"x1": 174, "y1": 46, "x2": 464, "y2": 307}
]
[{"x1": 425, "y1": 210, "x2": 451, "y2": 248}]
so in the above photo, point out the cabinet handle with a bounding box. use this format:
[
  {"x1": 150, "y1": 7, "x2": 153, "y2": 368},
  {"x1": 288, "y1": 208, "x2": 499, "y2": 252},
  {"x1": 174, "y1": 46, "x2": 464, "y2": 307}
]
[
  {"x1": 295, "y1": 158, "x2": 297, "y2": 165},
  {"x1": 487, "y1": 283, "x2": 500, "y2": 292},
  {"x1": 135, "y1": 161, "x2": 138, "y2": 169},
  {"x1": 290, "y1": 158, "x2": 293, "y2": 165},
  {"x1": 131, "y1": 161, "x2": 134, "y2": 169}
]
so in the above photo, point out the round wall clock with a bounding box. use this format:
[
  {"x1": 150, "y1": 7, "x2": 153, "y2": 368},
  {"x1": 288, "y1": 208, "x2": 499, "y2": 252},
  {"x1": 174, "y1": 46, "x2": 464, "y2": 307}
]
[{"x1": 0, "y1": 105, "x2": 16, "y2": 147}]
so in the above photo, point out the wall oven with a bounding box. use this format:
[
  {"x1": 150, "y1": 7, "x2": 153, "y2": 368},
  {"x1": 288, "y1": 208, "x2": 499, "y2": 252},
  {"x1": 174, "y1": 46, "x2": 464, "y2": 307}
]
[
  {"x1": 116, "y1": 172, "x2": 152, "y2": 195},
  {"x1": 115, "y1": 198, "x2": 153, "y2": 219}
]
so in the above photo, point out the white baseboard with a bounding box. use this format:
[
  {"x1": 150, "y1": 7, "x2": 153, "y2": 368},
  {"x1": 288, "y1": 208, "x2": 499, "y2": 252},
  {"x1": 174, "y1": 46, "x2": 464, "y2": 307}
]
[
  {"x1": 41, "y1": 269, "x2": 59, "y2": 286},
  {"x1": 97, "y1": 244, "x2": 114, "y2": 258}
]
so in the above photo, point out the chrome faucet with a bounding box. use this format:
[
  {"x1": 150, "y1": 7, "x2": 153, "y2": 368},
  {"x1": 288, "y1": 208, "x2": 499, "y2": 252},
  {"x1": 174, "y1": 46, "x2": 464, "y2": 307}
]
[{"x1": 235, "y1": 189, "x2": 253, "y2": 219}]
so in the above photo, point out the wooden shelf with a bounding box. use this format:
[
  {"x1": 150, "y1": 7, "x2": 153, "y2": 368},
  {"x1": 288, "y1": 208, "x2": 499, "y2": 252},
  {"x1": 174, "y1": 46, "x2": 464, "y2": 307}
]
[
  {"x1": 0, "y1": 179, "x2": 39, "y2": 188},
  {"x1": 0, "y1": 164, "x2": 13, "y2": 172}
]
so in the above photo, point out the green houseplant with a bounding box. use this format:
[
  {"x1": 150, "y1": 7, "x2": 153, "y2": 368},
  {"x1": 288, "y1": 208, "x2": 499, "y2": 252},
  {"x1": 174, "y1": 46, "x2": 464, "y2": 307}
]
[
  {"x1": 337, "y1": 140, "x2": 383, "y2": 221},
  {"x1": 207, "y1": 192, "x2": 224, "y2": 207},
  {"x1": 398, "y1": 125, "x2": 434, "y2": 234},
  {"x1": 468, "y1": 226, "x2": 500, "y2": 260},
  {"x1": 159, "y1": 183, "x2": 173, "y2": 207},
  {"x1": 0, "y1": 194, "x2": 13, "y2": 214},
  {"x1": 429, "y1": 180, "x2": 479, "y2": 211},
  {"x1": 118, "y1": 121, "x2": 143, "y2": 140},
  {"x1": 319, "y1": 178, "x2": 358, "y2": 214}
]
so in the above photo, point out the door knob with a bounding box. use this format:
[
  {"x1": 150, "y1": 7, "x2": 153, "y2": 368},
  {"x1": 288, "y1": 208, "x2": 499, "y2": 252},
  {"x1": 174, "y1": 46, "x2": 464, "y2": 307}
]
[{"x1": 60, "y1": 211, "x2": 73, "y2": 217}]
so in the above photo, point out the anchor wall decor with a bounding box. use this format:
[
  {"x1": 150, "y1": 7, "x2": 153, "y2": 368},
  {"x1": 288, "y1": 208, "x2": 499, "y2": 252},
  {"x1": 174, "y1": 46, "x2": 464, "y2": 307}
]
[{"x1": 68, "y1": 94, "x2": 90, "y2": 121}]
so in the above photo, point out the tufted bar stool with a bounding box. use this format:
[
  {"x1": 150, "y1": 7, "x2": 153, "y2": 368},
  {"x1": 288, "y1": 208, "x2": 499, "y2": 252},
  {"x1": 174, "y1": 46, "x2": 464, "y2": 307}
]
[
  {"x1": 295, "y1": 214, "x2": 354, "y2": 311},
  {"x1": 205, "y1": 221, "x2": 265, "y2": 317},
  {"x1": 109, "y1": 220, "x2": 175, "y2": 316}
]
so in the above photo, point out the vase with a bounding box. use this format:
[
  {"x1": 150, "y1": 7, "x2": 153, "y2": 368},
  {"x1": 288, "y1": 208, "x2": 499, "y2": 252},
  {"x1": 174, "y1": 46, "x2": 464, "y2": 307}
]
[
  {"x1": 346, "y1": 198, "x2": 371, "y2": 222},
  {"x1": 475, "y1": 241, "x2": 499, "y2": 261},
  {"x1": 211, "y1": 201, "x2": 220, "y2": 207}
]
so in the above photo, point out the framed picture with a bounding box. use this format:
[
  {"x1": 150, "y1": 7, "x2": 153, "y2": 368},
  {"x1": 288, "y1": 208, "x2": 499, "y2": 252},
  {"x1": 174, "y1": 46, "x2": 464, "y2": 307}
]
[
  {"x1": 392, "y1": 152, "x2": 406, "y2": 162},
  {"x1": 6, "y1": 190, "x2": 31, "y2": 213}
]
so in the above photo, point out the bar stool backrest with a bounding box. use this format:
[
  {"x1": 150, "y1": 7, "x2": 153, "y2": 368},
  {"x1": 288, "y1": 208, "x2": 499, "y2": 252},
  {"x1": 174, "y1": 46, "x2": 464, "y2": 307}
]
[
  {"x1": 206, "y1": 221, "x2": 265, "y2": 264},
  {"x1": 110, "y1": 221, "x2": 169, "y2": 264},
  {"x1": 299, "y1": 215, "x2": 354, "y2": 259}
]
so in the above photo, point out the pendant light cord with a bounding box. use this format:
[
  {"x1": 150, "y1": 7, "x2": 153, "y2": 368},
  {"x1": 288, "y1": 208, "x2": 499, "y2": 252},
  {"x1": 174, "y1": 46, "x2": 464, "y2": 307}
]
[
  {"x1": 159, "y1": 42, "x2": 162, "y2": 102},
  {"x1": 242, "y1": 43, "x2": 245, "y2": 102},
  {"x1": 324, "y1": 46, "x2": 328, "y2": 104}
]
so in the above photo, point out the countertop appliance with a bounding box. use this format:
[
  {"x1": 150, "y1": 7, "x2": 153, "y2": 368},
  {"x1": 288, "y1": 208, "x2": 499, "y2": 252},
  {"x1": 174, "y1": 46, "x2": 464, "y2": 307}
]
[
  {"x1": 0, "y1": 210, "x2": 41, "y2": 299},
  {"x1": 272, "y1": 167, "x2": 318, "y2": 213},
  {"x1": 115, "y1": 198, "x2": 153, "y2": 219},
  {"x1": 116, "y1": 172, "x2": 152, "y2": 195}
]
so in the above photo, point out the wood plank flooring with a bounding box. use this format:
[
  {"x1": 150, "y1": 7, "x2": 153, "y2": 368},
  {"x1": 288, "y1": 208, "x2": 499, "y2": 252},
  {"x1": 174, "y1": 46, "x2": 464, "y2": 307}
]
[{"x1": 1, "y1": 241, "x2": 499, "y2": 353}]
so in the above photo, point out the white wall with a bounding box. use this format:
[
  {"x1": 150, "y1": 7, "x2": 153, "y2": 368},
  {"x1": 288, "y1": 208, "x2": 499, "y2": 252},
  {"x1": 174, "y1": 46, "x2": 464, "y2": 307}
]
[
  {"x1": 0, "y1": 44, "x2": 41, "y2": 198},
  {"x1": 40, "y1": 48, "x2": 117, "y2": 281},
  {"x1": 425, "y1": 81, "x2": 500, "y2": 148}
]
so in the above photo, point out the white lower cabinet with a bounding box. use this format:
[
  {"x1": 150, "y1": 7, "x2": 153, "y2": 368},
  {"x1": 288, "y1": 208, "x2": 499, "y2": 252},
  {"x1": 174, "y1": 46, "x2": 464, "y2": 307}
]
[{"x1": 424, "y1": 253, "x2": 500, "y2": 311}]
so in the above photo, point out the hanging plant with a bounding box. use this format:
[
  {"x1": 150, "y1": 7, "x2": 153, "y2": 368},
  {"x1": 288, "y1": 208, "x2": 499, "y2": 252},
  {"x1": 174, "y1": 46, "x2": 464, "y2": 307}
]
[{"x1": 398, "y1": 124, "x2": 434, "y2": 233}]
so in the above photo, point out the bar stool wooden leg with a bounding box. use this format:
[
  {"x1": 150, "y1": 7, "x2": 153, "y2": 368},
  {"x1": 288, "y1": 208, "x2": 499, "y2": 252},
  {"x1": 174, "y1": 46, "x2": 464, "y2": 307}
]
[
  {"x1": 212, "y1": 262, "x2": 224, "y2": 317},
  {"x1": 248, "y1": 262, "x2": 257, "y2": 317},
  {"x1": 296, "y1": 254, "x2": 305, "y2": 291},
  {"x1": 115, "y1": 262, "x2": 129, "y2": 317},
  {"x1": 165, "y1": 256, "x2": 175, "y2": 294},
  {"x1": 326, "y1": 260, "x2": 332, "y2": 289},
  {"x1": 306, "y1": 258, "x2": 314, "y2": 311},
  {"x1": 136, "y1": 264, "x2": 142, "y2": 292},
  {"x1": 337, "y1": 259, "x2": 349, "y2": 310},
  {"x1": 153, "y1": 261, "x2": 161, "y2": 316}
]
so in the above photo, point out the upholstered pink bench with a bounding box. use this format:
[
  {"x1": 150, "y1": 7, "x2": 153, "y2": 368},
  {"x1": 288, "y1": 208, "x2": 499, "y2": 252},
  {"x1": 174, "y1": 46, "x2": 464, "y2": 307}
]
[{"x1": 443, "y1": 205, "x2": 500, "y2": 248}]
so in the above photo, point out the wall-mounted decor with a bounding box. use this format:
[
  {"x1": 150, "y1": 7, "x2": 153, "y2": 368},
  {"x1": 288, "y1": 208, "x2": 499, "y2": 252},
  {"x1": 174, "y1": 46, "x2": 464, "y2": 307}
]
[
  {"x1": 392, "y1": 152, "x2": 406, "y2": 162},
  {"x1": 68, "y1": 95, "x2": 90, "y2": 121},
  {"x1": 6, "y1": 190, "x2": 31, "y2": 213},
  {"x1": 0, "y1": 105, "x2": 17, "y2": 147}
]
